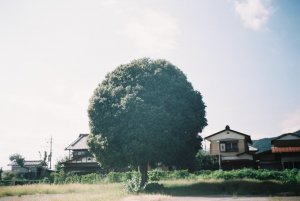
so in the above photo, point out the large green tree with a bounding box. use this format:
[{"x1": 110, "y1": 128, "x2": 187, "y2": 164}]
[{"x1": 88, "y1": 58, "x2": 207, "y2": 186}]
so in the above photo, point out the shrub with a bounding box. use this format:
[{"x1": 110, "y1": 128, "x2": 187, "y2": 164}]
[
  {"x1": 123, "y1": 174, "x2": 143, "y2": 193},
  {"x1": 1, "y1": 172, "x2": 17, "y2": 181},
  {"x1": 148, "y1": 169, "x2": 168, "y2": 181},
  {"x1": 81, "y1": 173, "x2": 102, "y2": 184},
  {"x1": 65, "y1": 172, "x2": 81, "y2": 183},
  {"x1": 106, "y1": 171, "x2": 138, "y2": 183},
  {"x1": 51, "y1": 170, "x2": 66, "y2": 184},
  {"x1": 170, "y1": 170, "x2": 190, "y2": 179}
]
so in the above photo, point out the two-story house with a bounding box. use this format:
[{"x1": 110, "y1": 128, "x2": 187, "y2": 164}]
[
  {"x1": 63, "y1": 134, "x2": 102, "y2": 173},
  {"x1": 204, "y1": 125, "x2": 257, "y2": 170}
]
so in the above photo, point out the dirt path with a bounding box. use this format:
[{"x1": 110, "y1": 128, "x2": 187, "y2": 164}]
[
  {"x1": 122, "y1": 195, "x2": 300, "y2": 201},
  {"x1": 1, "y1": 195, "x2": 299, "y2": 201}
]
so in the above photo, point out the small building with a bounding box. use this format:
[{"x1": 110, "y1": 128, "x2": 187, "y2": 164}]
[
  {"x1": 271, "y1": 133, "x2": 300, "y2": 169},
  {"x1": 63, "y1": 134, "x2": 102, "y2": 173},
  {"x1": 251, "y1": 130, "x2": 300, "y2": 169},
  {"x1": 204, "y1": 125, "x2": 256, "y2": 170},
  {"x1": 252, "y1": 137, "x2": 282, "y2": 169},
  {"x1": 9, "y1": 160, "x2": 50, "y2": 179}
]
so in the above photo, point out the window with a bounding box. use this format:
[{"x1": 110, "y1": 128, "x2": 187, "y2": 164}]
[{"x1": 220, "y1": 141, "x2": 239, "y2": 152}]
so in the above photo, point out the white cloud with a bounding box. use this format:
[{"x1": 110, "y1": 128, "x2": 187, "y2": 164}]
[
  {"x1": 120, "y1": 9, "x2": 180, "y2": 53},
  {"x1": 280, "y1": 109, "x2": 300, "y2": 133},
  {"x1": 233, "y1": 0, "x2": 274, "y2": 31}
]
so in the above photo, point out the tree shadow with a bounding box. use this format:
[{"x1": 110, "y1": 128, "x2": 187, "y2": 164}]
[{"x1": 157, "y1": 180, "x2": 300, "y2": 197}]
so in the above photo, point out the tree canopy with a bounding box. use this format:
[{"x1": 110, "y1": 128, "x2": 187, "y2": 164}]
[
  {"x1": 9, "y1": 153, "x2": 25, "y2": 167},
  {"x1": 88, "y1": 58, "x2": 207, "y2": 185}
]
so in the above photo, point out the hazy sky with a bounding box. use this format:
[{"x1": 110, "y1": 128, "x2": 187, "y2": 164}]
[{"x1": 0, "y1": 0, "x2": 299, "y2": 170}]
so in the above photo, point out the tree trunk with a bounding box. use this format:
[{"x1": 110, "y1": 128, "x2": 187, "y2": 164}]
[{"x1": 138, "y1": 163, "x2": 148, "y2": 187}]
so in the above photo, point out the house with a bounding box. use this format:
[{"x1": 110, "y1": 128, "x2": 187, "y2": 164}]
[
  {"x1": 9, "y1": 160, "x2": 50, "y2": 179},
  {"x1": 63, "y1": 134, "x2": 102, "y2": 173},
  {"x1": 204, "y1": 125, "x2": 257, "y2": 170},
  {"x1": 252, "y1": 137, "x2": 281, "y2": 169},
  {"x1": 253, "y1": 131, "x2": 300, "y2": 169},
  {"x1": 271, "y1": 133, "x2": 300, "y2": 168}
]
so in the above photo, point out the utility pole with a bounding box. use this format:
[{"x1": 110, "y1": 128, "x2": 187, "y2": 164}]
[
  {"x1": 217, "y1": 140, "x2": 221, "y2": 170},
  {"x1": 48, "y1": 136, "x2": 53, "y2": 170}
]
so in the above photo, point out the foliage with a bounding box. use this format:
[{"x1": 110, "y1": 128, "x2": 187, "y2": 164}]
[
  {"x1": 54, "y1": 156, "x2": 69, "y2": 171},
  {"x1": 51, "y1": 170, "x2": 66, "y2": 184},
  {"x1": 88, "y1": 58, "x2": 207, "y2": 185},
  {"x1": 9, "y1": 153, "x2": 25, "y2": 168},
  {"x1": 148, "y1": 169, "x2": 168, "y2": 181},
  {"x1": 123, "y1": 174, "x2": 143, "y2": 193},
  {"x1": 195, "y1": 168, "x2": 300, "y2": 183},
  {"x1": 81, "y1": 173, "x2": 102, "y2": 184},
  {"x1": 2, "y1": 169, "x2": 300, "y2": 187},
  {"x1": 64, "y1": 172, "x2": 81, "y2": 183},
  {"x1": 195, "y1": 150, "x2": 219, "y2": 170},
  {"x1": 1, "y1": 171, "x2": 16, "y2": 181},
  {"x1": 106, "y1": 171, "x2": 137, "y2": 183},
  {"x1": 162, "y1": 179, "x2": 300, "y2": 196}
]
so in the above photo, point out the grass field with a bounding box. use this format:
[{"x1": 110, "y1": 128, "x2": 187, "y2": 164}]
[
  {"x1": 1, "y1": 179, "x2": 300, "y2": 201},
  {"x1": 0, "y1": 183, "x2": 126, "y2": 201}
]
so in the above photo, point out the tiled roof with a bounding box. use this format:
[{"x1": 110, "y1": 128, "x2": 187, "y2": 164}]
[
  {"x1": 65, "y1": 134, "x2": 89, "y2": 150},
  {"x1": 9, "y1": 160, "x2": 43, "y2": 167},
  {"x1": 272, "y1": 147, "x2": 300, "y2": 153},
  {"x1": 252, "y1": 129, "x2": 300, "y2": 154}
]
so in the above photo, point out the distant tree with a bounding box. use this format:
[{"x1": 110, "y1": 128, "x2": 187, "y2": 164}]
[
  {"x1": 9, "y1": 153, "x2": 25, "y2": 168},
  {"x1": 88, "y1": 58, "x2": 207, "y2": 186},
  {"x1": 54, "y1": 156, "x2": 69, "y2": 172}
]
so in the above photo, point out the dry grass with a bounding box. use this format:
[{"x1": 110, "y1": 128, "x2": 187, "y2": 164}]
[
  {"x1": 0, "y1": 183, "x2": 126, "y2": 201},
  {"x1": 122, "y1": 195, "x2": 172, "y2": 201}
]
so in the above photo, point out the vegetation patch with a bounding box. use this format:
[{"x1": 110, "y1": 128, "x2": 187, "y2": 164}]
[{"x1": 161, "y1": 179, "x2": 300, "y2": 196}]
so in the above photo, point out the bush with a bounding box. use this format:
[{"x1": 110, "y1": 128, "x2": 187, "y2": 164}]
[
  {"x1": 170, "y1": 170, "x2": 190, "y2": 179},
  {"x1": 193, "y1": 168, "x2": 300, "y2": 184},
  {"x1": 2, "y1": 171, "x2": 17, "y2": 181},
  {"x1": 106, "y1": 171, "x2": 138, "y2": 183},
  {"x1": 81, "y1": 173, "x2": 102, "y2": 184},
  {"x1": 148, "y1": 169, "x2": 168, "y2": 181},
  {"x1": 123, "y1": 174, "x2": 143, "y2": 193},
  {"x1": 65, "y1": 172, "x2": 81, "y2": 183},
  {"x1": 51, "y1": 170, "x2": 66, "y2": 184}
]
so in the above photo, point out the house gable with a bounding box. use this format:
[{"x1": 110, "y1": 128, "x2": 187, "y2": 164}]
[
  {"x1": 65, "y1": 134, "x2": 89, "y2": 150},
  {"x1": 206, "y1": 130, "x2": 246, "y2": 141},
  {"x1": 205, "y1": 125, "x2": 252, "y2": 143}
]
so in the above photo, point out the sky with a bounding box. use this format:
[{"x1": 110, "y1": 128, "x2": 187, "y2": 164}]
[{"x1": 0, "y1": 0, "x2": 299, "y2": 170}]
